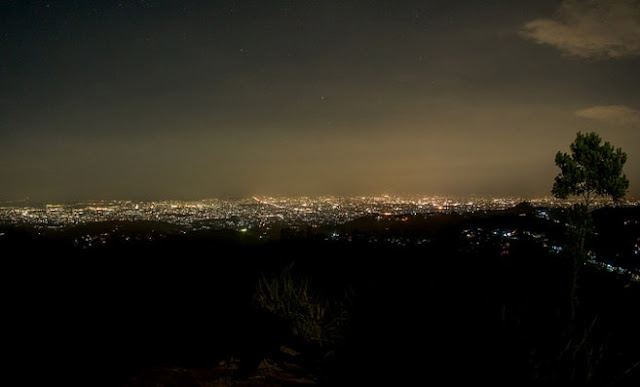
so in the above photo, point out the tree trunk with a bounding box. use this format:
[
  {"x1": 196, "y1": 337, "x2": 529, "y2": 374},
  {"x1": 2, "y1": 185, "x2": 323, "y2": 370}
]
[
  {"x1": 570, "y1": 202, "x2": 589, "y2": 322},
  {"x1": 570, "y1": 252, "x2": 579, "y2": 321}
]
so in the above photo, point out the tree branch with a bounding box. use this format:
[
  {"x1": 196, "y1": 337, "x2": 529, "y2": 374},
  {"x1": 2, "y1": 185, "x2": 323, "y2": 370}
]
[{"x1": 607, "y1": 359, "x2": 640, "y2": 387}]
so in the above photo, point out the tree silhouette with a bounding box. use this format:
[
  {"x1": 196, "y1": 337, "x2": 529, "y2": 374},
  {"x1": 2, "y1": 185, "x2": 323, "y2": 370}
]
[
  {"x1": 551, "y1": 132, "x2": 630, "y2": 384},
  {"x1": 552, "y1": 131, "x2": 628, "y2": 210},
  {"x1": 553, "y1": 132, "x2": 629, "y2": 316}
]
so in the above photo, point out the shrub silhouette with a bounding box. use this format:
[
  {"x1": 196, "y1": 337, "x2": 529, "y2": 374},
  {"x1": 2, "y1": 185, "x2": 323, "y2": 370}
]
[{"x1": 254, "y1": 263, "x2": 349, "y2": 349}]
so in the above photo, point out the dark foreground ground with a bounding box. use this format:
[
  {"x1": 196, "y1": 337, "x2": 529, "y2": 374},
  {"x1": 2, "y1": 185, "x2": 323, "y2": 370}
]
[{"x1": 1, "y1": 205, "x2": 639, "y2": 386}]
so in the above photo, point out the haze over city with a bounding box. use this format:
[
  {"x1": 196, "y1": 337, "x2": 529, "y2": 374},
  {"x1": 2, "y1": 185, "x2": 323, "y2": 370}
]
[{"x1": 1, "y1": 0, "x2": 639, "y2": 201}]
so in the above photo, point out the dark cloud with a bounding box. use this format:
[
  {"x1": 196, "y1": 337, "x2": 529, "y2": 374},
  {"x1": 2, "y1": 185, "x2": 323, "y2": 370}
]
[
  {"x1": 521, "y1": 0, "x2": 640, "y2": 58},
  {"x1": 575, "y1": 105, "x2": 640, "y2": 125}
]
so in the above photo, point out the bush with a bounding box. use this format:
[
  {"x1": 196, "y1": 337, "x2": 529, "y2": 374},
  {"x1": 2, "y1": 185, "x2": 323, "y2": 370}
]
[{"x1": 254, "y1": 263, "x2": 349, "y2": 348}]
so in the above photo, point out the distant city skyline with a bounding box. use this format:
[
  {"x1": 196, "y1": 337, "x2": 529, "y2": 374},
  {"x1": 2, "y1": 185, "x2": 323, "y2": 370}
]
[
  {"x1": 1, "y1": 1, "x2": 639, "y2": 201},
  {"x1": 1, "y1": 194, "x2": 626, "y2": 228}
]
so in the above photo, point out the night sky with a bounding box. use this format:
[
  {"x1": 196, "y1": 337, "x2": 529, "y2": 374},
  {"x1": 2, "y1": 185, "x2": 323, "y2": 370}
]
[{"x1": 1, "y1": 0, "x2": 639, "y2": 201}]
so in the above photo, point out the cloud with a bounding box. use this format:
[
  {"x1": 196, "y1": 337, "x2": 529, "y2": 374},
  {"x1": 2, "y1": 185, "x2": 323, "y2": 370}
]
[
  {"x1": 520, "y1": 0, "x2": 640, "y2": 58},
  {"x1": 575, "y1": 105, "x2": 640, "y2": 125}
]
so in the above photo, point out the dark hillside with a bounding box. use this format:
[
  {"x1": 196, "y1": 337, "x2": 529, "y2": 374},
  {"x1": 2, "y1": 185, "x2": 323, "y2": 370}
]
[{"x1": 1, "y1": 206, "x2": 638, "y2": 386}]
